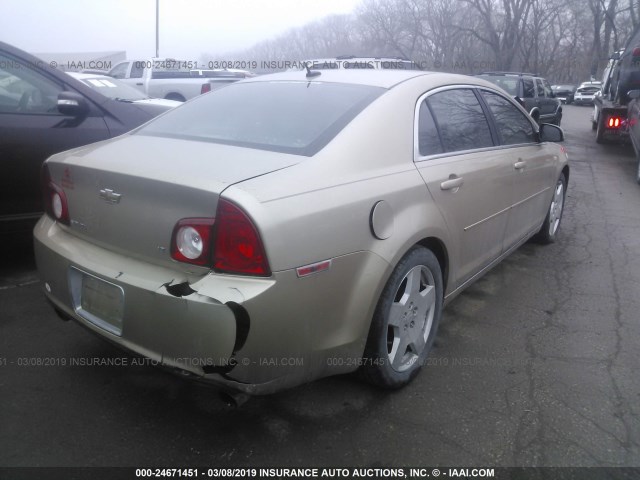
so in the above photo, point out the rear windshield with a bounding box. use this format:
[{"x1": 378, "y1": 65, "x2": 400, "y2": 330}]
[
  {"x1": 578, "y1": 87, "x2": 599, "y2": 93},
  {"x1": 478, "y1": 75, "x2": 519, "y2": 96},
  {"x1": 137, "y1": 81, "x2": 385, "y2": 156}
]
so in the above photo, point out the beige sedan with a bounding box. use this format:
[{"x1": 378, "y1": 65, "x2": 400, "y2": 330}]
[{"x1": 35, "y1": 70, "x2": 569, "y2": 395}]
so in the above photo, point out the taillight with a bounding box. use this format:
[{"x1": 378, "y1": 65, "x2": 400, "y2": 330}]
[
  {"x1": 170, "y1": 218, "x2": 215, "y2": 266},
  {"x1": 170, "y1": 200, "x2": 270, "y2": 276},
  {"x1": 213, "y1": 199, "x2": 271, "y2": 276},
  {"x1": 633, "y1": 47, "x2": 640, "y2": 57},
  {"x1": 201, "y1": 83, "x2": 211, "y2": 94},
  {"x1": 607, "y1": 116, "x2": 622, "y2": 128},
  {"x1": 41, "y1": 163, "x2": 70, "y2": 225}
]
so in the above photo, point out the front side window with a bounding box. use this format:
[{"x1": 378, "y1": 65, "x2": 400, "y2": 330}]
[
  {"x1": 426, "y1": 89, "x2": 493, "y2": 153},
  {"x1": 0, "y1": 53, "x2": 63, "y2": 114},
  {"x1": 130, "y1": 62, "x2": 144, "y2": 79},
  {"x1": 109, "y1": 62, "x2": 129, "y2": 79},
  {"x1": 480, "y1": 91, "x2": 536, "y2": 145}
]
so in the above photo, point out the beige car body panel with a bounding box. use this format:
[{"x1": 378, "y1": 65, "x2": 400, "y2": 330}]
[{"x1": 34, "y1": 70, "x2": 569, "y2": 394}]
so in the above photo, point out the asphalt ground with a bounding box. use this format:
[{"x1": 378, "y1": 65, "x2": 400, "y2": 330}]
[{"x1": 0, "y1": 104, "x2": 639, "y2": 470}]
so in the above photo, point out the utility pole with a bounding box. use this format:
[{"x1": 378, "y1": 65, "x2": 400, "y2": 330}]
[{"x1": 155, "y1": 0, "x2": 159, "y2": 58}]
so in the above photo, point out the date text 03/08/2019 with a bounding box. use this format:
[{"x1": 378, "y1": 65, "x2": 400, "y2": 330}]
[{"x1": 134, "y1": 467, "x2": 496, "y2": 478}]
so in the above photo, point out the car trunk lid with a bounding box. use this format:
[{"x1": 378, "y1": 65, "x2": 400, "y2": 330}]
[{"x1": 46, "y1": 134, "x2": 299, "y2": 268}]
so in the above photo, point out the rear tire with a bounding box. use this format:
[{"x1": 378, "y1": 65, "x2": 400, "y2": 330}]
[
  {"x1": 596, "y1": 114, "x2": 606, "y2": 144},
  {"x1": 361, "y1": 247, "x2": 443, "y2": 389},
  {"x1": 534, "y1": 173, "x2": 567, "y2": 244}
]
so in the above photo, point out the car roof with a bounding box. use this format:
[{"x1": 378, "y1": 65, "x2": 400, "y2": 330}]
[{"x1": 240, "y1": 69, "x2": 495, "y2": 90}]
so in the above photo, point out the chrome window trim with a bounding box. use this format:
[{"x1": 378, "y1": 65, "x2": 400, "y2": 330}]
[{"x1": 413, "y1": 84, "x2": 540, "y2": 163}]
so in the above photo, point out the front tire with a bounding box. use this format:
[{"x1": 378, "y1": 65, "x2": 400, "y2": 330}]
[
  {"x1": 534, "y1": 173, "x2": 567, "y2": 244},
  {"x1": 361, "y1": 247, "x2": 443, "y2": 389}
]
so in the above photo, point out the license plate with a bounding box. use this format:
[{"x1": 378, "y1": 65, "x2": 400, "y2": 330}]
[{"x1": 70, "y1": 268, "x2": 124, "y2": 336}]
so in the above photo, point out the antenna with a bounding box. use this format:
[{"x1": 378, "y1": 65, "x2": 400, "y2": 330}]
[{"x1": 305, "y1": 62, "x2": 321, "y2": 78}]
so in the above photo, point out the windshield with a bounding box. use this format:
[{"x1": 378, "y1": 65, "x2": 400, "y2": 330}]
[
  {"x1": 478, "y1": 75, "x2": 519, "y2": 96},
  {"x1": 137, "y1": 80, "x2": 385, "y2": 156},
  {"x1": 78, "y1": 77, "x2": 149, "y2": 101}
]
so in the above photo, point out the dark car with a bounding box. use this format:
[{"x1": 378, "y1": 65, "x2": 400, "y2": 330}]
[
  {"x1": 476, "y1": 72, "x2": 563, "y2": 125},
  {"x1": 552, "y1": 84, "x2": 577, "y2": 104},
  {"x1": 610, "y1": 28, "x2": 640, "y2": 105},
  {"x1": 0, "y1": 41, "x2": 176, "y2": 233}
]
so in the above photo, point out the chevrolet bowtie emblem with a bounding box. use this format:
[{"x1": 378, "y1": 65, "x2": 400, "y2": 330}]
[{"x1": 99, "y1": 188, "x2": 122, "y2": 204}]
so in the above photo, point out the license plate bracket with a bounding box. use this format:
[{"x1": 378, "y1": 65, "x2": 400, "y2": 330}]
[{"x1": 69, "y1": 267, "x2": 124, "y2": 336}]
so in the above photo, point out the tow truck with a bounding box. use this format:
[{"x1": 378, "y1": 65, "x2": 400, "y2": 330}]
[{"x1": 592, "y1": 49, "x2": 629, "y2": 144}]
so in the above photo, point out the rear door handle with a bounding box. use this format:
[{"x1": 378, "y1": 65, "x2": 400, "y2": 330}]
[
  {"x1": 514, "y1": 161, "x2": 527, "y2": 170},
  {"x1": 136, "y1": 82, "x2": 143, "y2": 86},
  {"x1": 440, "y1": 176, "x2": 464, "y2": 190}
]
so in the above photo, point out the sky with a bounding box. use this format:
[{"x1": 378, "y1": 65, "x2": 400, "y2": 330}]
[{"x1": 0, "y1": 0, "x2": 363, "y2": 60}]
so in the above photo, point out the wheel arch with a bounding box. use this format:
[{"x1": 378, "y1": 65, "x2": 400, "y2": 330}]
[
  {"x1": 561, "y1": 164, "x2": 570, "y2": 186},
  {"x1": 165, "y1": 92, "x2": 186, "y2": 102},
  {"x1": 416, "y1": 236, "x2": 450, "y2": 293}
]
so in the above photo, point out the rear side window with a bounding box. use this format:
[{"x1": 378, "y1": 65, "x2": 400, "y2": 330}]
[
  {"x1": 535, "y1": 78, "x2": 545, "y2": 97},
  {"x1": 418, "y1": 101, "x2": 444, "y2": 156},
  {"x1": 480, "y1": 91, "x2": 536, "y2": 145},
  {"x1": 426, "y1": 89, "x2": 493, "y2": 153},
  {"x1": 138, "y1": 81, "x2": 385, "y2": 156}
]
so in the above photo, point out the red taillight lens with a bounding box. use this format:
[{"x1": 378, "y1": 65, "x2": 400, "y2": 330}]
[
  {"x1": 201, "y1": 83, "x2": 211, "y2": 94},
  {"x1": 170, "y1": 218, "x2": 215, "y2": 266},
  {"x1": 41, "y1": 163, "x2": 70, "y2": 225},
  {"x1": 633, "y1": 47, "x2": 640, "y2": 57},
  {"x1": 213, "y1": 199, "x2": 271, "y2": 276},
  {"x1": 607, "y1": 116, "x2": 622, "y2": 128}
]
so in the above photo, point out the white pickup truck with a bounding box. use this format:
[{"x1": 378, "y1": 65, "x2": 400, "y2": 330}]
[{"x1": 107, "y1": 59, "x2": 242, "y2": 102}]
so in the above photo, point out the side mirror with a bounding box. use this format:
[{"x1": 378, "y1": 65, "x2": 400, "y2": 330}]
[
  {"x1": 628, "y1": 90, "x2": 640, "y2": 100},
  {"x1": 57, "y1": 91, "x2": 89, "y2": 117},
  {"x1": 539, "y1": 123, "x2": 564, "y2": 142}
]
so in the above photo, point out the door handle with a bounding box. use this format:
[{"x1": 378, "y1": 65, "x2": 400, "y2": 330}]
[
  {"x1": 514, "y1": 161, "x2": 527, "y2": 170},
  {"x1": 136, "y1": 82, "x2": 143, "y2": 86},
  {"x1": 440, "y1": 176, "x2": 464, "y2": 190}
]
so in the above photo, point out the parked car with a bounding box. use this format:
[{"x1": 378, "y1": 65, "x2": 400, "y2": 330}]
[
  {"x1": 551, "y1": 84, "x2": 576, "y2": 104},
  {"x1": 574, "y1": 81, "x2": 602, "y2": 105},
  {"x1": 303, "y1": 56, "x2": 422, "y2": 70},
  {"x1": 476, "y1": 72, "x2": 563, "y2": 125},
  {"x1": 35, "y1": 70, "x2": 568, "y2": 397},
  {"x1": 107, "y1": 59, "x2": 222, "y2": 101},
  {"x1": 613, "y1": 25, "x2": 640, "y2": 182},
  {"x1": 66, "y1": 72, "x2": 181, "y2": 109},
  {"x1": 0, "y1": 41, "x2": 178, "y2": 233}
]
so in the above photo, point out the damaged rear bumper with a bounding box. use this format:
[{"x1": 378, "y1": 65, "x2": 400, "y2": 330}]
[{"x1": 34, "y1": 216, "x2": 389, "y2": 394}]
